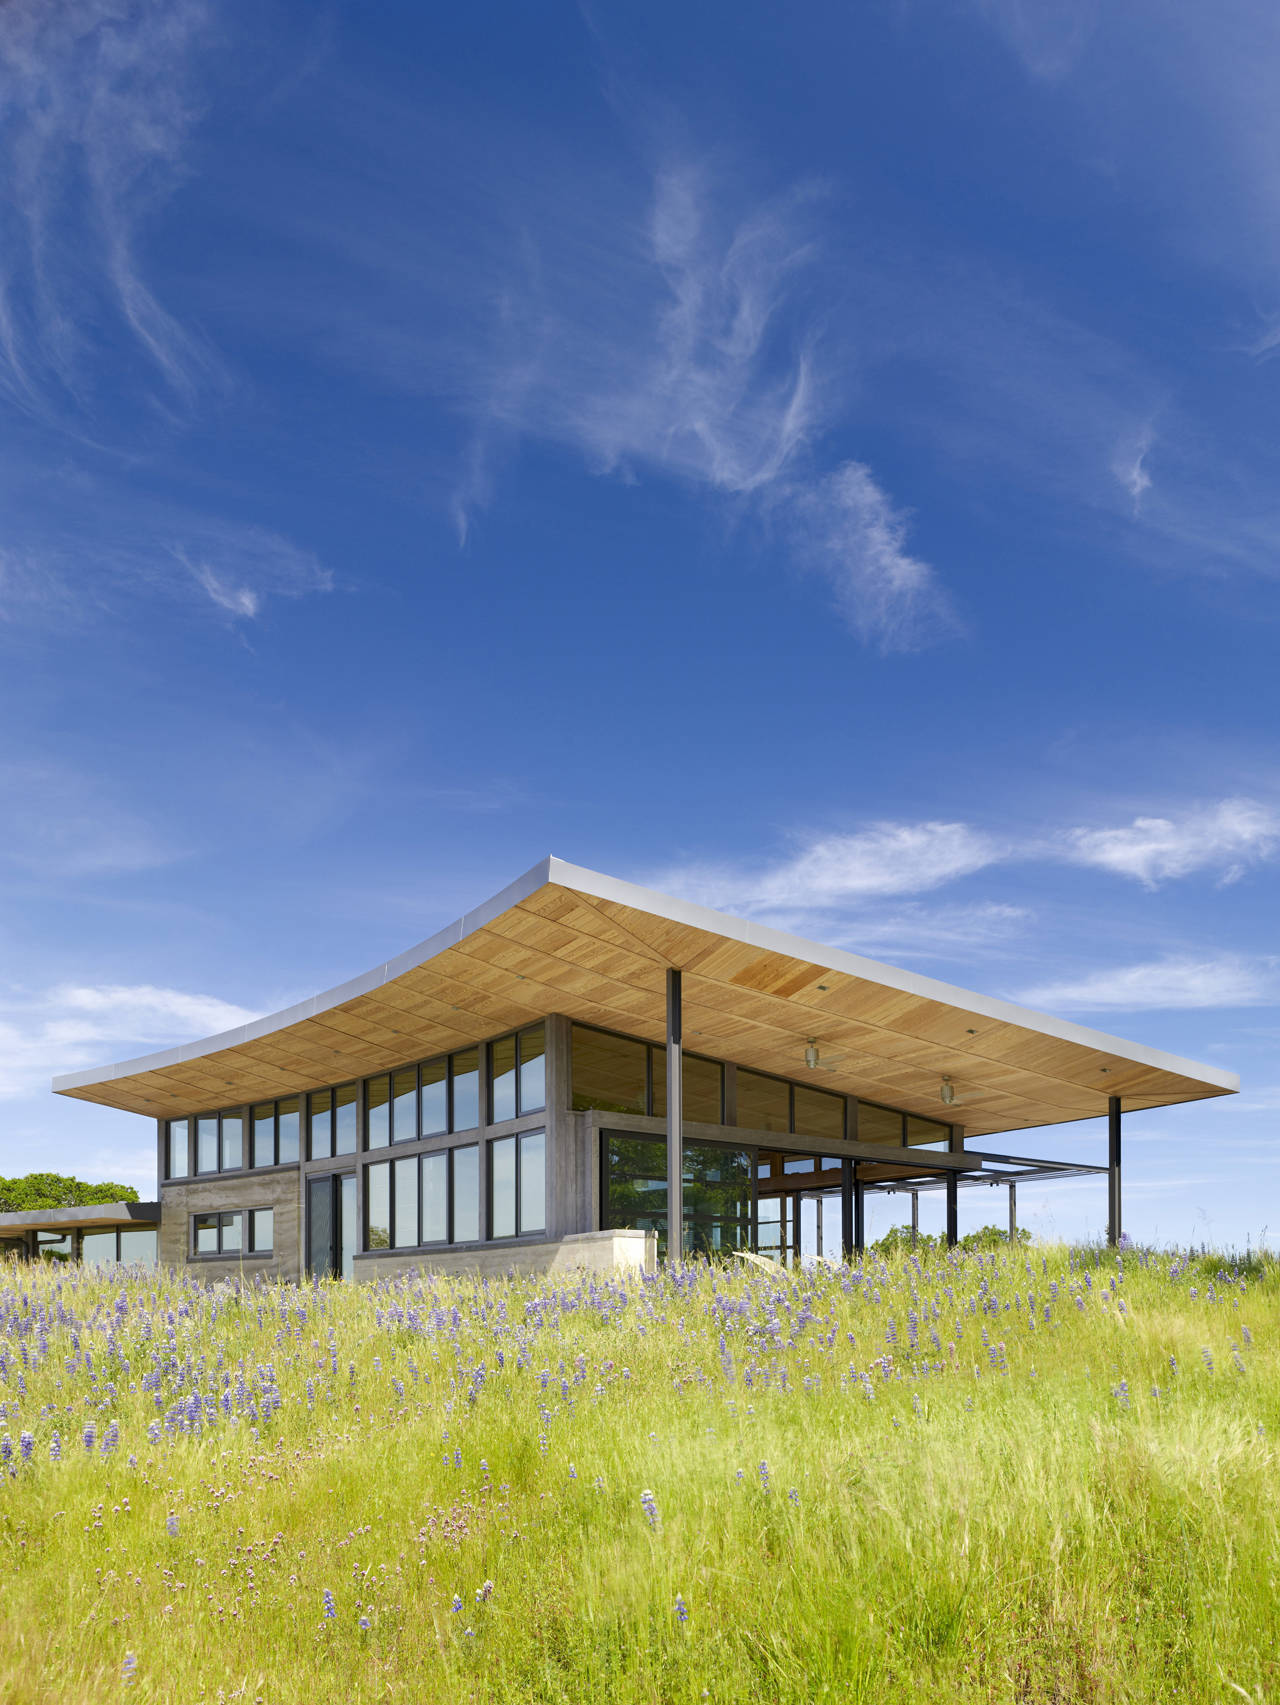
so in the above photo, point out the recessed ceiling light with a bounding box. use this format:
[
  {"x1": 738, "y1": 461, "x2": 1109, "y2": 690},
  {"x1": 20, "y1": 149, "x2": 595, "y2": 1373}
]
[{"x1": 817, "y1": 984, "x2": 829, "y2": 991}]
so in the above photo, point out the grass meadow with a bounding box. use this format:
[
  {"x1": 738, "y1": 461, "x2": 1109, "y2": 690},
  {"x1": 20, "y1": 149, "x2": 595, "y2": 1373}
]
[{"x1": 0, "y1": 1243, "x2": 1276, "y2": 1704}]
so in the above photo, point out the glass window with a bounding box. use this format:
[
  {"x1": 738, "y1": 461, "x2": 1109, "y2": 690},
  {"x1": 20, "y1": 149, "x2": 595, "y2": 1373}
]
[
  {"x1": 906, "y1": 1115, "x2": 951, "y2": 1151},
  {"x1": 366, "y1": 1162, "x2": 391, "y2": 1250},
  {"x1": 119, "y1": 1227, "x2": 157, "y2": 1266},
  {"x1": 367, "y1": 1077, "x2": 390, "y2": 1149},
  {"x1": 310, "y1": 1089, "x2": 333, "y2": 1160},
  {"x1": 858, "y1": 1103, "x2": 903, "y2": 1146},
  {"x1": 166, "y1": 1120, "x2": 190, "y2": 1179},
  {"x1": 736, "y1": 1070, "x2": 790, "y2": 1134},
  {"x1": 250, "y1": 1208, "x2": 274, "y2": 1253},
  {"x1": 194, "y1": 1214, "x2": 220, "y2": 1255},
  {"x1": 421, "y1": 1150, "x2": 448, "y2": 1244},
  {"x1": 197, "y1": 1116, "x2": 219, "y2": 1174},
  {"x1": 793, "y1": 1085, "x2": 845, "y2": 1142},
  {"x1": 420, "y1": 1059, "x2": 448, "y2": 1136},
  {"x1": 393, "y1": 1156, "x2": 418, "y2": 1247},
  {"x1": 392, "y1": 1069, "x2": 417, "y2": 1143},
  {"x1": 491, "y1": 1136, "x2": 517, "y2": 1238},
  {"x1": 601, "y1": 1134, "x2": 750, "y2": 1258},
  {"x1": 222, "y1": 1112, "x2": 244, "y2": 1170},
  {"x1": 221, "y1": 1213, "x2": 242, "y2": 1253},
  {"x1": 253, "y1": 1103, "x2": 276, "y2": 1168},
  {"x1": 652, "y1": 1050, "x2": 723, "y2": 1123},
  {"x1": 452, "y1": 1145, "x2": 479, "y2": 1242},
  {"x1": 519, "y1": 1130, "x2": 545, "y2": 1235},
  {"x1": 491, "y1": 1035, "x2": 518, "y2": 1124},
  {"x1": 571, "y1": 1026, "x2": 647, "y2": 1114},
  {"x1": 81, "y1": 1230, "x2": 117, "y2": 1267},
  {"x1": 278, "y1": 1097, "x2": 300, "y2": 1164},
  {"x1": 334, "y1": 1082, "x2": 358, "y2": 1155},
  {"x1": 451, "y1": 1050, "x2": 480, "y2": 1132},
  {"x1": 518, "y1": 1024, "x2": 546, "y2": 1114}
]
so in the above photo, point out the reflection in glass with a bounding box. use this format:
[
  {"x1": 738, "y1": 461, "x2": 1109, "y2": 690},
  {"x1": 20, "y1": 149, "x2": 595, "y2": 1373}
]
[
  {"x1": 366, "y1": 1162, "x2": 391, "y2": 1250},
  {"x1": 519, "y1": 1130, "x2": 545, "y2": 1234},
  {"x1": 420, "y1": 1059, "x2": 448, "y2": 1136},
  {"x1": 518, "y1": 1024, "x2": 546, "y2": 1114},
  {"x1": 250, "y1": 1208, "x2": 274, "y2": 1252},
  {"x1": 452, "y1": 1051, "x2": 480, "y2": 1132},
  {"x1": 858, "y1": 1103, "x2": 903, "y2": 1146},
  {"x1": 81, "y1": 1231, "x2": 116, "y2": 1267},
  {"x1": 340, "y1": 1175, "x2": 356, "y2": 1279},
  {"x1": 277, "y1": 1097, "x2": 299, "y2": 1164},
  {"x1": 651, "y1": 1051, "x2": 724, "y2": 1124},
  {"x1": 335, "y1": 1083, "x2": 358, "y2": 1155},
  {"x1": 197, "y1": 1117, "x2": 219, "y2": 1173},
  {"x1": 310, "y1": 1090, "x2": 333, "y2": 1160},
  {"x1": 194, "y1": 1215, "x2": 219, "y2": 1254},
  {"x1": 167, "y1": 1120, "x2": 190, "y2": 1179},
  {"x1": 221, "y1": 1113, "x2": 243, "y2": 1170},
  {"x1": 736, "y1": 1071, "x2": 790, "y2": 1134},
  {"x1": 490, "y1": 1136, "x2": 516, "y2": 1238},
  {"x1": 253, "y1": 1103, "x2": 275, "y2": 1168},
  {"x1": 793, "y1": 1085, "x2": 844, "y2": 1142},
  {"x1": 571, "y1": 1026, "x2": 646, "y2": 1115},
  {"x1": 601, "y1": 1133, "x2": 750, "y2": 1258},
  {"x1": 491, "y1": 1036, "x2": 517, "y2": 1124},
  {"x1": 392, "y1": 1069, "x2": 417, "y2": 1143},
  {"x1": 119, "y1": 1227, "x2": 157, "y2": 1266},
  {"x1": 222, "y1": 1213, "x2": 242, "y2": 1253},
  {"x1": 421, "y1": 1151, "x2": 448, "y2": 1243},
  {"x1": 452, "y1": 1145, "x2": 479, "y2": 1242},
  {"x1": 906, "y1": 1115, "x2": 951, "y2": 1151},
  {"x1": 308, "y1": 1175, "x2": 335, "y2": 1276},
  {"x1": 394, "y1": 1155, "x2": 418, "y2": 1247},
  {"x1": 366, "y1": 1077, "x2": 390, "y2": 1149}
]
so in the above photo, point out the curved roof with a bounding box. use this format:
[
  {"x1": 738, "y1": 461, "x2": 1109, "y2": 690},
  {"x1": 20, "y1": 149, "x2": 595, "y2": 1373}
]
[{"x1": 52, "y1": 857, "x2": 1238, "y2": 1135}]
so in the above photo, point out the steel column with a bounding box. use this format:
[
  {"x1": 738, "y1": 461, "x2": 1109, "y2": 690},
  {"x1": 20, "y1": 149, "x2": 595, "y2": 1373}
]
[
  {"x1": 853, "y1": 1168, "x2": 865, "y2": 1255},
  {"x1": 841, "y1": 1158, "x2": 854, "y2": 1261},
  {"x1": 1107, "y1": 1095, "x2": 1122, "y2": 1247},
  {"x1": 945, "y1": 1171, "x2": 958, "y2": 1247},
  {"x1": 666, "y1": 969, "x2": 683, "y2": 1262},
  {"x1": 910, "y1": 1190, "x2": 919, "y2": 1248},
  {"x1": 1008, "y1": 1180, "x2": 1017, "y2": 1245}
]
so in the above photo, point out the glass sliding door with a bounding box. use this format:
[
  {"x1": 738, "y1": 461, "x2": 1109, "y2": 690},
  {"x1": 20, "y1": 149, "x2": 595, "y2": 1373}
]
[{"x1": 308, "y1": 1173, "x2": 356, "y2": 1277}]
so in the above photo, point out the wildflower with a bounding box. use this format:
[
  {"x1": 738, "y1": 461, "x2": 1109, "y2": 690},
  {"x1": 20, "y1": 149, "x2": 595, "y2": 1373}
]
[
  {"x1": 640, "y1": 1489, "x2": 660, "y2": 1528},
  {"x1": 476, "y1": 1580, "x2": 494, "y2": 1602},
  {"x1": 82, "y1": 1425, "x2": 95, "y2": 1451},
  {"x1": 49, "y1": 1432, "x2": 61, "y2": 1461},
  {"x1": 322, "y1": 1589, "x2": 337, "y2": 1620},
  {"x1": 121, "y1": 1652, "x2": 137, "y2": 1687},
  {"x1": 788, "y1": 1487, "x2": 799, "y2": 1504},
  {"x1": 451, "y1": 1595, "x2": 464, "y2": 1613},
  {"x1": 758, "y1": 1461, "x2": 770, "y2": 1493},
  {"x1": 166, "y1": 1515, "x2": 179, "y2": 1538},
  {"x1": 675, "y1": 1593, "x2": 689, "y2": 1623},
  {"x1": 358, "y1": 1616, "x2": 371, "y2": 1631},
  {"x1": 18, "y1": 1432, "x2": 33, "y2": 1462}
]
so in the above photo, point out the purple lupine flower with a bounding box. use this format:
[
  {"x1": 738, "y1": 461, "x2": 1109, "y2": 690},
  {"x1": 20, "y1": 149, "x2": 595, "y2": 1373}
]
[
  {"x1": 640, "y1": 1489, "x2": 659, "y2": 1527},
  {"x1": 476, "y1": 1580, "x2": 494, "y2": 1603},
  {"x1": 121, "y1": 1653, "x2": 137, "y2": 1687},
  {"x1": 358, "y1": 1616, "x2": 371, "y2": 1631},
  {"x1": 322, "y1": 1588, "x2": 337, "y2": 1619},
  {"x1": 166, "y1": 1514, "x2": 179, "y2": 1537},
  {"x1": 18, "y1": 1432, "x2": 33, "y2": 1462},
  {"x1": 675, "y1": 1594, "x2": 689, "y2": 1623},
  {"x1": 101, "y1": 1421, "x2": 119, "y2": 1454},
  {"x1": 49, "y1": 1432, "x2": 61, "y2": 1461},
  {"x1": 451, "y1": 1595, "x2": 464, "y2": 1613},
  {"x1": 82, "y1": 1425, "x2": 95, "y2": 1451},
  {"x1": 758, "y1": 1461, "x2": 770, "y2": 1493}
]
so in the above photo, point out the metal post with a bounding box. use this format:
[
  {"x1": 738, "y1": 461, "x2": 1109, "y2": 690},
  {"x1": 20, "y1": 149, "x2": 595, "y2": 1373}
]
[
  {"x1": 945, "y1": 1171, "x2": 958, "y2": 1247},
  {"x1": 1008, "y1": 1180, "x2": 1017, "y2": 1245},
  {"x1": 666, "y1": 969, "x2": 683, "y2": 1262},
  {"x1": 910, "y1": 1190, "x2": 919, "y2": 1248},
  {"x1": 841, "y1": 1158, "x2": 854, "y2": 1261},
  {"x1": 853, "y1": 1169, "x2": 865, "y2": 1255},
  {"x1": 1107, "y1": 1095, "x2": 1122, "y2": 1247}
]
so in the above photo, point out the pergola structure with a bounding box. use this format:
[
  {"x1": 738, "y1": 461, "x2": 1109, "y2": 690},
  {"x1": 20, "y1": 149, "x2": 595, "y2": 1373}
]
[{"x1": 43, "y1": 858, "x2": 1238, "y2": 1275}]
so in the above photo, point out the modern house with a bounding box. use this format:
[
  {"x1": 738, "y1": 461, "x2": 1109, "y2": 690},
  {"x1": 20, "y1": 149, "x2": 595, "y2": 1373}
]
[{"x1": 17, "y1": 857, "x2": 1237, "y2": 1278}]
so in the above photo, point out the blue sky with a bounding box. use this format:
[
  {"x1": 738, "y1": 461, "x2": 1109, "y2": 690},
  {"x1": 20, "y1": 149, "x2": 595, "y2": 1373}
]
[{"x1": 3, "y1": 0, "x2": 1279, "y2": 1248}]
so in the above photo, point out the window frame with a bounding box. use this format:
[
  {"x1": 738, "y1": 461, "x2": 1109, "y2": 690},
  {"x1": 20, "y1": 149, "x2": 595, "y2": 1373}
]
[
  {"x1": 363, "y1": 1140, "x2": 486, "y2": 1254},
  {"x1": 189, "y1": 1209, "x2": 274, "y2": 1258},
  {"x1": 488, "y1": 1128, "x2": 546, "y2": 1240}
]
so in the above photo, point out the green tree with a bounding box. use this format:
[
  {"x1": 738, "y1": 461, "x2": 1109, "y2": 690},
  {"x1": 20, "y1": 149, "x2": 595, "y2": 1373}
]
[{"x1": 0, "y1": 1173, "x2": 139, "y2": 1212}]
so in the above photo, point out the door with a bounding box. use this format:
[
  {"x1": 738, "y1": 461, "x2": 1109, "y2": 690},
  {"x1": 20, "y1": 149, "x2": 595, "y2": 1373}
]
[{"x1": 308, "y1": 1173, "x2": 356, "y2": 1277}]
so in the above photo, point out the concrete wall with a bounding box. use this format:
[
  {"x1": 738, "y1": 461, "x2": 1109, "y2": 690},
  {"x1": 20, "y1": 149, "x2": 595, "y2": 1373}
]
[
  {"x1": 158, "y1": 1166, "x2": 303, "y2": 1280},
  {"x1": 352, "y1": 1227, "x2": 655, "y2": 1283}
]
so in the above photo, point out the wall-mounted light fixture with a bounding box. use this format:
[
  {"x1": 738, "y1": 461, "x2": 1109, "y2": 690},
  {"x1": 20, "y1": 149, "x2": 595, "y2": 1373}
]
[{"x1": 940, "y1": 1076, "x2": 956, "y2": 1106}]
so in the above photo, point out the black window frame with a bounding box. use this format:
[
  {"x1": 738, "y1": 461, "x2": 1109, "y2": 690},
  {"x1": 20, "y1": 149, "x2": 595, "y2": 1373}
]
[
  {"x1": 488, "y1": 1023, "x2": 548, "y2": 1124},
  {"x1": 165, "y1": 1118, "x2": 191, "y2": 1180},
  {"x1": 488, "y1": 1128, "x2": 547, "y2": 1240},
  {"x1": 189, "y1": 1208, "x2": 274, "y2": 1258},
  {"x1": 363, "y1": 1141, "x2": 483, "y2": 1253},
  {"x1": 194, "y1": 1108, "x2": 247, "y2": 1175}
]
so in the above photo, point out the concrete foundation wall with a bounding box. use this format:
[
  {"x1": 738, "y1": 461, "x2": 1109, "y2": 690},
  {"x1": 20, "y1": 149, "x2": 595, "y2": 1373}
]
[
  {"x1": 352, "y1": 1228, "x2": 655, "y2": 1283},
  {"x1": 158, "y1": 1167, "x2": 303, "y2": 1280}
]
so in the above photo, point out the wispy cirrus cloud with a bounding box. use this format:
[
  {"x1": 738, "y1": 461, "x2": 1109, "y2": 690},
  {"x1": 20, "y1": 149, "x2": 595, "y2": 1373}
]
[
  {"x1": 0, "y1": 761, "x2": 180, "y2": 877},
  {"x1": 0, "y1": 0, "x2": 223, "y2": 430},
  {"x1": 1061, "y1": 799, "x2": 1279, "y2": 887},
  {"x1": 0, "y1": 981, "x2": 261, "y2": 1100},
  {"x1": 1018, "y1": 954, "x2": 1276, "y2": 1012}
]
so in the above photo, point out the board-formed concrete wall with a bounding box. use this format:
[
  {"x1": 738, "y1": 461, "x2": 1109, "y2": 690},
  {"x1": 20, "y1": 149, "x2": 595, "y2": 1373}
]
[
  {"x1": 352, "y1": 1227, "x2": 656, "y2": 1283},
  {"x1": 158, "y1": 1167, "x2": 303, "y2": 1280}
]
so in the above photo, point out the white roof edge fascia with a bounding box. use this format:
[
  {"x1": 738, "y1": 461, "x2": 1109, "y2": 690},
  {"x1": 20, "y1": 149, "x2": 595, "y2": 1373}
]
[{"x1": 51, "y1": 854, "x2": 1238, "y2": 1098}]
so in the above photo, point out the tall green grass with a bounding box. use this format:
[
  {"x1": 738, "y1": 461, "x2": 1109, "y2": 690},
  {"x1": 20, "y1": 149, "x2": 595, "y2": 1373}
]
[{"x1": 0, "y1": 1244, "x2": 1275, "y2": 1703}]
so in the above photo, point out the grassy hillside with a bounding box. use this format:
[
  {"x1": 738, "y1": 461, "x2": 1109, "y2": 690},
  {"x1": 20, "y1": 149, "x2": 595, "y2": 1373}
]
[{"x1": 0, "y1": 1244, "x2": 1275, "y2": 1704}]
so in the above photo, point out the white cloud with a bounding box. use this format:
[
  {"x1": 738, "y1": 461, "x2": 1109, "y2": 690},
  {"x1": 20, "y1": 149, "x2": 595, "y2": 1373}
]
[
  {"x1": 0, "y1": 0, "x2": 224, "y2": 426},
  {"x1": 1110, "y1": 422, "x2": 1154, "y2": 511},
  {"x1": 1020, "y1": 954, "x2": 1276, "y2": 1011},
  {"x1": 971, "y1": 0, "x2": 1101, "y2": 80},
  {"x1": 657, "y1": 821, "x2": 1004, "y2": 916},
  {"x1": 1062, "y1": 799, "x2": 1279, "y2": 887},
  {"x1": 0, "y1": 981, "x2": 262, "y2": 1100}
]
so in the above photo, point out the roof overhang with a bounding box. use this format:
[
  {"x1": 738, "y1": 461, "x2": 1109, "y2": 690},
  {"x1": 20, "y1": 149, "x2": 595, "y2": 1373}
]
[
  {"x1": 0, "y1": 1202, "x2": 160, "y2": 1237},
  {"x1": 52, "y1": 857, "x2": 1238, "y2": 1136}
]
